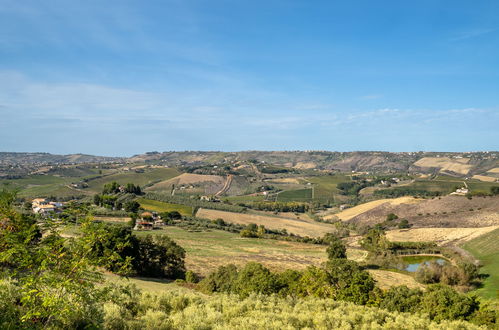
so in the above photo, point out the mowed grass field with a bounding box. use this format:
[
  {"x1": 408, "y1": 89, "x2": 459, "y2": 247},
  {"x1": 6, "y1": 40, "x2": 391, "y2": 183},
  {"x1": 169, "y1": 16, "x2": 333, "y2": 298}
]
[
  {"x1": 462, "y1": 227, "x2": 499, "y2": 299},
  {"x1": 137, "y1": 198, "x2": 193, "y2": 216},
  {"x1": 196, "y1": 208, "x2": 334, "y2": 238},
  {"x1": 135, "y1": 227, "x2": 327, "y2": 276}
]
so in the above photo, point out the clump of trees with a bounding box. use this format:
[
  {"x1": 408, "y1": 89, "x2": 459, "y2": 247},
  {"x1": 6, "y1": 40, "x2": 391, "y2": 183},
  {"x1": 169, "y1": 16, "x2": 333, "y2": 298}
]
[
  {"x1": 415, "y1": 260, "x2": 480, "y2": 287},
  {"x1": 93, "y1": 182, "x2": 143, "y2": 211},
  {"x1": 81, "y1": 221, "x2": 186, "y2": 279},
  {"x1": 251, "y1": 201, "x2": 309, "y2": 213}
]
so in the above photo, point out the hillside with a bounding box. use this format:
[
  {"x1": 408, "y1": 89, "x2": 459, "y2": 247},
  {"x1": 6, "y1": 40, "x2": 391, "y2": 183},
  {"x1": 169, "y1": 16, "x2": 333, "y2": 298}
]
[
  {"x1": 343, "y1": 195, "x2": 499, "y2": 227},
  {"x1": 3, "y1": 151, "x2": 498, "y2": 178}
]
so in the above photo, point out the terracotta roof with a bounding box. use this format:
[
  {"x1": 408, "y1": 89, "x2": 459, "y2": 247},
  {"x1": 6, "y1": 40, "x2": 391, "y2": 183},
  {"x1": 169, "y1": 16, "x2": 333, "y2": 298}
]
[{"x1": 141, "y1": 212, "x2": 153, "y2": 217}]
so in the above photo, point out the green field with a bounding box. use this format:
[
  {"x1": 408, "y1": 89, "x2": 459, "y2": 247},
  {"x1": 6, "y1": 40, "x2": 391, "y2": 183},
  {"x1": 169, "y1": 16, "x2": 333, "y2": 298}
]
[
  {"x1": 306, "y1": 174, "x2": 351, "y2": 201},
  {"x1": 0, "y1": 174, "x2": 93, "y2": 198},
  {"x1": 137, "y1": 198, "x2": 193, "y2": 216},
  {"x1": 84, "y1": 168, "x2": 181, "y2": 192},
  {"x1": 462, "y1": 227, "x2": 499, "y2": 299},
  {"x1": 277, "y1": 188, "x2": 313, "y2": 201}
]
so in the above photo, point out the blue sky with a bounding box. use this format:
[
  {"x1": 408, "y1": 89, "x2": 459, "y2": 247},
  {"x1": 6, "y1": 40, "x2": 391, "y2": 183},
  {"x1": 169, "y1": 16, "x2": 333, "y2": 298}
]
[{"x1": 1, "y1": 0, "x2": 498, "y2": 156}]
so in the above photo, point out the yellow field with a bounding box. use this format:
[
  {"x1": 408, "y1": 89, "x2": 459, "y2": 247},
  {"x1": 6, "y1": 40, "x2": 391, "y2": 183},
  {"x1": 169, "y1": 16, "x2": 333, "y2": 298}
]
[
  {"x1": 146, "y1": 173, "x2": 224, "y2": 190},
  {"x1": 327, "y1": 197, "x2": 420, "y2": 221},
  {"x1": 386, "y1": 226, "x2": 499, "y2": 246},
  {"x1": 413, "y1": 157, "x2": 472, "y2": 175},
  {"x1": 487, "y1": 167, "x2": 499, "y2": 174},
  {"x1": 196, "y1": 208, "x2": 334, "y2": 237},
  {"x1": 472, "y1": 175, "x2": 497, "y2": 182},
  {"x1": 368, "y1": 270, "x2": 425, "y2": 290}
]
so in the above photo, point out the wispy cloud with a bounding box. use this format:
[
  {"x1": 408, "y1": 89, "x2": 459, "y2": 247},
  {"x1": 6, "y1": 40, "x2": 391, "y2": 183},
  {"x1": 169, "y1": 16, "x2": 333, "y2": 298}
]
[
  {"x1": 0, "y1": 71, "x2": 497, "y2": 154},
  {"x1": 450, "y1": 28, "x2": 498, "y2": 41}
]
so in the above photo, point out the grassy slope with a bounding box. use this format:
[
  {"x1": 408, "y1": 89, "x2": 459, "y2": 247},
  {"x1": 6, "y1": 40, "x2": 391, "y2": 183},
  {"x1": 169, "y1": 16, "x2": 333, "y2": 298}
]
[
  {"x1": 135, "y1": 226, "x2": 326, "y2": 276},
  {"x1": 0, "y1": 174, "x2": 93, "y2": 198},
  {"x1": 462, "y1": 227, "x2": 499, "y2": 299},
  {"x1": 306, "y1": 174, "x2": 351, "y2": 201},
  {"x1": 137, "y1": 198, "x2": 193, "y2": 216}
]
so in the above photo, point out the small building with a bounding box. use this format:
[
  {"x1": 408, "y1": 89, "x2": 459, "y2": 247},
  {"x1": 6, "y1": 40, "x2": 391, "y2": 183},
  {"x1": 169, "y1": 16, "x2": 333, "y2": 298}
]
[
  {"x1": 141, "y1": 211, "x2": 154, "y2": 220},
  {"x1": 451, "y1": 187, "x2": 469, "y2": 196},
  {"x1": 134, "y1": 221, "x2": 154, "y2": 231},
  {"x1": 32, "y1": 198, "x2": 48, "y2": 206},
  {"x1": 33, "y1": 204, "x2": 56, "y2": 214}
]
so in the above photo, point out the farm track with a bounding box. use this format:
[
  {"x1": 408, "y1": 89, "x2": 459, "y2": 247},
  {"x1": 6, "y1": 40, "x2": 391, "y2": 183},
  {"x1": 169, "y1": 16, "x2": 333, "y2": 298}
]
[{"x1": 215, "y1": 175, "x2": 233, "y2": 197}]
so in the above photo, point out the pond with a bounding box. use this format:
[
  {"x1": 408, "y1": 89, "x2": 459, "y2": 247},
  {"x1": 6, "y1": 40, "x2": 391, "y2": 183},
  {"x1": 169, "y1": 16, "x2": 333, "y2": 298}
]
[{"x1": 401, "y1": 255, "x2": 447, "y2": 272}]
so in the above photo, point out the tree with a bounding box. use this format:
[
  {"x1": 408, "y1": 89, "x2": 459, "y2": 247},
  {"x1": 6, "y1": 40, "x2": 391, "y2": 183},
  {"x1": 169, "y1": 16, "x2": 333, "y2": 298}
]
[
  {"x1": 124, "y1": 201, "x2": 140, "y2": 213},
  {"x1": 102, "y1": 181, "x2": 120, "y2": 194},
  {"x1": 93, "y1": 194, "x2": 102, "y2": 206},
  {"x1": 132, "y1": 235, "x2": 186, "y2": 279},
  {"x1": 360, "y1": 228, "x2": 390, "y2": 252},
  {"x1": 398, "y1": 219, "x2": 411, "y2": 229},
  {"x1": 326, "y1": 235, "x2": 347, "y2": 260},
  {"x1": 0, "y1": 189, "x2": 103, "y2": 328},
  {"x1": 325, "y1": 259, "x2": 375, "y2": 305},
  {"x1": 199, "y1": 264, "x2": 238, "y2": 293},
  {"x1": 420, "y1": 285, "x2": 480, "y2": 321},
  {"x1": 386, "y1": 213, "x2": 399, "y2": 221},
  {"x1": 234, "y1": 262, "x2": 279, "y2": 297}
]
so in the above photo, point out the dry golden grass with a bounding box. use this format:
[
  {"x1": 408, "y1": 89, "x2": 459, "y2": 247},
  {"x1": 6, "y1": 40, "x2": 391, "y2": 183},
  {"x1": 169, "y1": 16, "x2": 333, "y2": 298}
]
[
  {"x1": 386, "y1": 226, "x2": 499, "y2": 246},
  {"x1": 147, "y1": 173, "x2": 224, "y2": 190},
  {"x1": 368, "y1": 270, "x2": 425, "y2": 290},
  {"x1": 487, "y1": 167, "x2": 499, "y2": 174},
  {"x1": 472, "y1": 175, "x2": 497, "y2": 182},
  {"x1": 414, "y1": 157, "x2": 472, "y2": 175},
  {"x1": 327, "y1": 197, "x2": 421, "y2": 221},
  {"x1": 196, "y1": 208, "x2": 334, "y2": 237}
]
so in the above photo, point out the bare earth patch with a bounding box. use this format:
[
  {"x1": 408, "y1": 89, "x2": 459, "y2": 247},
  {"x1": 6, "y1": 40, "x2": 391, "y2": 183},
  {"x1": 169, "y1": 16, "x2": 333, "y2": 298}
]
[
  {"x1": 196, "y1": 208, "x2": 334, "y2": 237},
  {"x1": 386, "y1": 226, "x2": 499, "y2": 246}
]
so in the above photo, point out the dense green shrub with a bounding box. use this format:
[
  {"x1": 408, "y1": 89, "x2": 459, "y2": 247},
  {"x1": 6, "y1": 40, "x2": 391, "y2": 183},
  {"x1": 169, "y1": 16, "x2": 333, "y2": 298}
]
[{"x1": 82, "y1": 222, "x2": 185, "y2": 279}]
